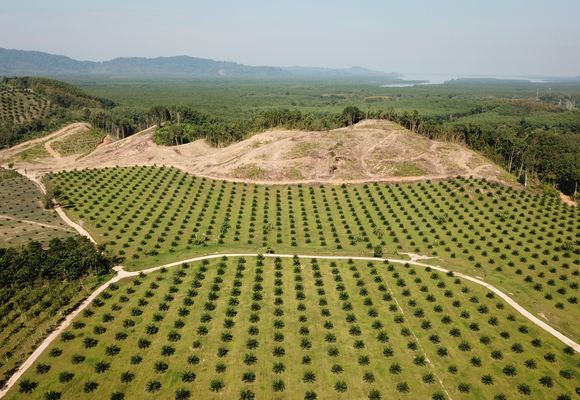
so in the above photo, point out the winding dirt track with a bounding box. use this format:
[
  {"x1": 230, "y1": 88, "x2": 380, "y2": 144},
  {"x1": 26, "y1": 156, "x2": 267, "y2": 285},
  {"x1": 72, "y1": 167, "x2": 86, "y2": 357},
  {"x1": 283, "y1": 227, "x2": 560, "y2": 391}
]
[
  {"x1": 0, "y1": 132, "x2": 576, "y2": 396},
  {"x1": 1, "y1": 251, "x2": 579, "y2": 397}
]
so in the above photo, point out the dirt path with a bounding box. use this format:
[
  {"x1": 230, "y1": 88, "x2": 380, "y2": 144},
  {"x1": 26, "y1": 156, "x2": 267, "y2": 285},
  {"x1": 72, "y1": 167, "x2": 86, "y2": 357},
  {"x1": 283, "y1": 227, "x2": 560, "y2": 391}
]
[
  {"x1": 6, "y1": 123, "x2": 89, "y2": 151},
  {"x1": 0, "y1": 123, "x2": 90, "y2": 164},
  {"x1": 43, "y1": 124, "x2": 90, "y2": 159},
  {"x1": 43, "y1": 141, "x2": 60, "y2": 158},
  {"x1": 2, "y1": 252, "x2": 579, "y2": 397},
  {"x1": 0, "y1": 214, "x2": 73, "y2": 231},
  {"x1": 53, "y1": 204, "x2": 97, "y2": 244},
  {"x1": 14, "y1": 171, "x2": 98, "y2": 244}
]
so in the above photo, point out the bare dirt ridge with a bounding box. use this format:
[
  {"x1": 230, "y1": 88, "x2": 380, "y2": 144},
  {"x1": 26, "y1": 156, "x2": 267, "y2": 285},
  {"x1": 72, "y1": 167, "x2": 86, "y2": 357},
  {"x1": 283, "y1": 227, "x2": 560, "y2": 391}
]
[
  {"x1": 1, "y1": 253, "x2": 579, "y2": 398},
  {"x1": 1, "y1": 120, "x2": 510, "y2": 187}
]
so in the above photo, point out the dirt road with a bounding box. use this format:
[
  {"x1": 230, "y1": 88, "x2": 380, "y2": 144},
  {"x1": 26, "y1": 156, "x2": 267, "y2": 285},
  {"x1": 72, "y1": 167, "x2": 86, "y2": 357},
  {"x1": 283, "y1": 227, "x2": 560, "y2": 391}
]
[
  {"x1": 0, "y1": 123, "x2": 90, "y2": 162},
  {"x1": 2, "y1": 252, "x2": 578, "y2": 397}
]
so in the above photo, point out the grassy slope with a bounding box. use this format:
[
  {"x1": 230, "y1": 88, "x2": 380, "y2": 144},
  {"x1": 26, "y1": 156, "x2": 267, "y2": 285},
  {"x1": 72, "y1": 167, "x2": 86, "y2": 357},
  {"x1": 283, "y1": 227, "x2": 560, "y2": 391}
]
[
  {"x1": 0, "y1": 89, "x2": 57, "y2": 123},
  {"x1": 50, "y1": 127, "x2": 107, "y2": 157},
  {"x1": 5, "y1": 257, "x2": 578, "y2": 399},
  {"x1": 45, "y1": 167, "x2": 580, "y2": 343},
  {"x1": 0, "y1": 168, "x2": 75, "y2": 247}
]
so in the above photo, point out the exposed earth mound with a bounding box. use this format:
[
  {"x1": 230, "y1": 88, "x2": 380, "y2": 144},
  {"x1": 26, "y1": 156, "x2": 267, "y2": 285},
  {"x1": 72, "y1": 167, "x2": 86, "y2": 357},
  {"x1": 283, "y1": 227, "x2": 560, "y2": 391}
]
[{"x1": 1, "y1": 120, "x2": 507, "y2": 184}]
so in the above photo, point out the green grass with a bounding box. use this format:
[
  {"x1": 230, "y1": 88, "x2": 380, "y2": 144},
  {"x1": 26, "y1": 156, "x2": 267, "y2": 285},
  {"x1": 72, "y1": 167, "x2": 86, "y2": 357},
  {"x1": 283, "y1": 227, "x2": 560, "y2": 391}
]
[
  {"x1": 393, "y1": 163, "x2": 428, "y2": 177},
  {"x1": 51, "y1": 127, "x2": 107, "y2": 157},
  {"x1": 232, "y1": 164, "x2": 267, "y2": 180},
  {"x1": 290, "y1": 142, "x2": 318, "y2": 159},
  {"x1": 44, "y1": 167, "x2": 580, "y2": 342},
  {"x1": 0, "y1": 168, "x2": 75, "y2": 246},
  {"x1": 10, "y1": 144, "x2": 50, "y2": 163},
  {"x1": 5, "y1": 257, "x2": 579, "y2": 399}
]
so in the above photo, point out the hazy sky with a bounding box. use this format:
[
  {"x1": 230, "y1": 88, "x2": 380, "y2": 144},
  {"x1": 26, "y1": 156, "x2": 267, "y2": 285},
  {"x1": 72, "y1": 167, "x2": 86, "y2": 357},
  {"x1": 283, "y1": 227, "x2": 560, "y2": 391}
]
[{"x1": 1, "y1": 0, "x2": 578, "y2": 77}]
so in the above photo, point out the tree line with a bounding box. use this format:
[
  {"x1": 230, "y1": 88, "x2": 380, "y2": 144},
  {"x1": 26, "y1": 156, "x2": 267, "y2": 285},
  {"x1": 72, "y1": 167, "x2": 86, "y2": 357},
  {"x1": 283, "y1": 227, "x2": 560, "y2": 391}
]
[
  {"x1": 149, "y1": 103, "x2": 579, "y2": 195},
  {"x1": 153, "y1": 106, "x2": 347, "y2": 146},
  {"x1": 382, "y1": 107, "x2": 580, "y2": 196}
]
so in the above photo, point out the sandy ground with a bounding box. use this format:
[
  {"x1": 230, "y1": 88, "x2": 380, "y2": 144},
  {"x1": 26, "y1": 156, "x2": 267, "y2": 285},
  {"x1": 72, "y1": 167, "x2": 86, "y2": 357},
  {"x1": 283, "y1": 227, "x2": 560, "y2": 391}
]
[
  {"x1": 95, "y1": 134, "x2": 112, "y2": 149},
  {"x1": 0, "y1": 120, "x2": 508, "y2": 186},
  {"x1": 560, "y1": 192, "x2": 578, "y2": 207}
]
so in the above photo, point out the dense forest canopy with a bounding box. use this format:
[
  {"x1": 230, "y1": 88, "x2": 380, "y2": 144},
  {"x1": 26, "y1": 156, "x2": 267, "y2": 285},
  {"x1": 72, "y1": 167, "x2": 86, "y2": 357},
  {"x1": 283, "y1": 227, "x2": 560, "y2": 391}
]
[{"x1": 0, "y1": 236, "x2": 113, "y2": 305}]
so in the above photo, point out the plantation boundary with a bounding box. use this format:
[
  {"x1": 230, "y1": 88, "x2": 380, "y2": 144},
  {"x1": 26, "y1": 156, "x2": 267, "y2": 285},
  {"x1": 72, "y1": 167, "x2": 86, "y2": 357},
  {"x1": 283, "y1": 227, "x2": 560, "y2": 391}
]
[{"x1": 2, "y1": 252, "x2": 579, "y2": 398}]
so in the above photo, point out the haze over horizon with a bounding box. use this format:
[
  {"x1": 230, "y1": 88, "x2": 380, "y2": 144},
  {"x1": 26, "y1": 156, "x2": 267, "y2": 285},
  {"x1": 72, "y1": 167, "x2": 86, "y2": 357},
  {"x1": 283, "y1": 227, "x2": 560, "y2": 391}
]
[{"x1": 1, "y1": 0, "x2": 579, "y2": 77}]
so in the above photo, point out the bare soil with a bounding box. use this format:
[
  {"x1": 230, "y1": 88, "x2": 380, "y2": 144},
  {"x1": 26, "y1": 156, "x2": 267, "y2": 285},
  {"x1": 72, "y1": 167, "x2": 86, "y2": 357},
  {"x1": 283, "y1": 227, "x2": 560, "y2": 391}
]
[
  {"x1": 0, "y1": 120, "x2": 510, "y2": 186},
  {"x1": 560, "y1": 192, "x2": 578, "y2": 207}
]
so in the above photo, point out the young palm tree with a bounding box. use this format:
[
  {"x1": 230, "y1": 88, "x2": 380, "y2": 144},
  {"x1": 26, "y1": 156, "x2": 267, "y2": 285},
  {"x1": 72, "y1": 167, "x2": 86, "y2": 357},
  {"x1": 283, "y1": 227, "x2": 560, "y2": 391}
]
[
  {"x1": 302, "y1": 371, "x2": 316, "y2": 383},
  {"x1": 83, "y1": 381, "x2": 98, "y2": 393},
  {"x1": 272, "y1": 379, "x2": 285, "y2": 392},
  {"x1": 209, "y1": 379, "x2": 224, "y2": 392},
  {"x1": 175, "y1": 388, "x2": 191, "y2": 400},
  {"x1": 18, "y1": 379, "x2": 38, "y2": 394},
  {"x1": 120, "y1": 371, "x2": 135, "y2": 384}
]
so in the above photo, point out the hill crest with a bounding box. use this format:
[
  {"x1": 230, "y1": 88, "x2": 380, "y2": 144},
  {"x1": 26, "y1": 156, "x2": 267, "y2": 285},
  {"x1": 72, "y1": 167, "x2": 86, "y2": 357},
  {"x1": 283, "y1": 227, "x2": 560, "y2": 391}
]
[{"x1": 0, "y1": 120, "x2": 509, "y2": 186}]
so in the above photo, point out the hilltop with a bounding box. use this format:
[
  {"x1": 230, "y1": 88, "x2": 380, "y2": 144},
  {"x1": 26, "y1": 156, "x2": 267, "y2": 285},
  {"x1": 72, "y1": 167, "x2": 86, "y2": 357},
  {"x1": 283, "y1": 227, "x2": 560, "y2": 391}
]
[{"x1": 0, "y1": 120, "x2": 508, "y2": 186}]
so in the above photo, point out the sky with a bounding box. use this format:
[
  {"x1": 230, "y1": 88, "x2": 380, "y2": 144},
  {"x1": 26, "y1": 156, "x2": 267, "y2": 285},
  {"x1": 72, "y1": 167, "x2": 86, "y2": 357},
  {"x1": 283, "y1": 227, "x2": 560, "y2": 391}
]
[{"x1": 1, "y1": 0, "x2": 579, "y2": 77}]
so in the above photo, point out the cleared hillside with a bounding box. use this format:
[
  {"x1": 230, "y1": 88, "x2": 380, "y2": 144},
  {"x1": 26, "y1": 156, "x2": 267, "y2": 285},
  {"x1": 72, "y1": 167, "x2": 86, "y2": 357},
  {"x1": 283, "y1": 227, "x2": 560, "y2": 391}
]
[{"x1": 0, "y1": 120, "x2": 509, "y2": 186}]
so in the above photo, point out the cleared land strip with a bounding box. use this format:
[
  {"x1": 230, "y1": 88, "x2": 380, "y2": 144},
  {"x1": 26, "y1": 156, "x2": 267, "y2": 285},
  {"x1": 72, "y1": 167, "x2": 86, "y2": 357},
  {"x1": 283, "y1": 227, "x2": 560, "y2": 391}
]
[
  {"x1": 0, "y1": 214, "x2": 73, "y2": 231},
  {"x1": 2, "y1": 253, "x2": 579, "y2": 397}
]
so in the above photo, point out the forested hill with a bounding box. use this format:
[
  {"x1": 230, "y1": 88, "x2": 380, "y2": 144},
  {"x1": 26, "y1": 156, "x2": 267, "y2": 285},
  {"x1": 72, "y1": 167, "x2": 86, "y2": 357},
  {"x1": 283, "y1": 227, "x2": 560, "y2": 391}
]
[
  {"x1": 0, "y1": 48, "x2": 289, "y2": 77},
  {"x1": 0, "y1": 76, "x2": 115, "y2": 147},
  {"x1": 0, "y1": 48, "x2": 394, "y2": 78}
]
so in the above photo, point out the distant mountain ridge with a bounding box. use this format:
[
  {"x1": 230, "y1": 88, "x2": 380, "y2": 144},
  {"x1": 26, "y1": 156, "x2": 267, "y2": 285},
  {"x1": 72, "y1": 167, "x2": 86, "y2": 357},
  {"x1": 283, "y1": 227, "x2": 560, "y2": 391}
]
[
  {"x1": 281, "y1": 66, "x2": 398, "y2": 77},
  {"x1": 0, "y1": 48, "x2": 396, "y2": 78}
]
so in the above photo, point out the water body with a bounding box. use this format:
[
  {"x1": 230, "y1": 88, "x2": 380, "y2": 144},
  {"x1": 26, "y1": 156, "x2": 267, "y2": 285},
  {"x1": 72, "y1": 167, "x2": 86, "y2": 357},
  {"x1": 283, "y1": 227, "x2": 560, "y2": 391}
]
[{"x1": 381, "y1": 73, "x2": 548, "y2": 87}]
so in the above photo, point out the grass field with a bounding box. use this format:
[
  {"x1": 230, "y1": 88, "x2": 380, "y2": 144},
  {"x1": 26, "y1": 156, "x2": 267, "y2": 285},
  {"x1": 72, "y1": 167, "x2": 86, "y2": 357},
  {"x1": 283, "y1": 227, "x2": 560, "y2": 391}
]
[
  {"x1": 0, "y1": 168, "x2": 75, "y2": 247},
  {"x1": 5, "y1": 256, "x2": 579, "y2": 399},
  {"x1": 50, "y1": 127, "x2": 107, "y2": 157},
  {"x1": 44, "y1": 167, "x2": 580, "y2": 344}
]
